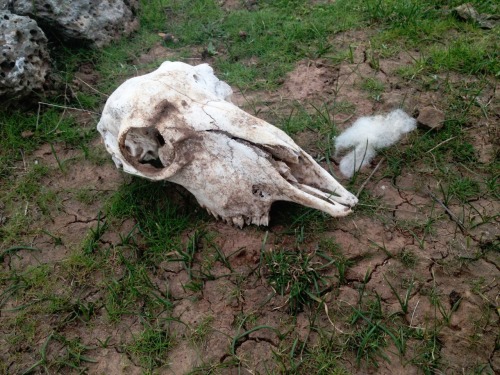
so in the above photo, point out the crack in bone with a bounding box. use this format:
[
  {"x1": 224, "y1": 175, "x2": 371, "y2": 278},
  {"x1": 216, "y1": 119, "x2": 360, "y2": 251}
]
[{"x1": 97, "y1": 61, "x2": 358, "y2": 227}]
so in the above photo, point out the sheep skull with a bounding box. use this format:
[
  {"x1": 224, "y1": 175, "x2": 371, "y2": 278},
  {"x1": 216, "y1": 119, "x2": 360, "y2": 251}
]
[{"x1": 97, "y1": 61, "x2": 357, "y2": 227}]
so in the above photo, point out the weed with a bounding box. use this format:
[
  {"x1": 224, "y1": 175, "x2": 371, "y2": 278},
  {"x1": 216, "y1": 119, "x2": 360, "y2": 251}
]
[
  {"x1": 430, "y1": 288, "x2": 461, "y2": 326},
  {"x1": 231, "y1": 323, "x2": 280, "y2": 356},
  {"x1": 469, "y1": 277, "x2": 487, "y2": 295},
  {"x1": 190, "y1": 315, "x2": 214, "y2": 346},
  {"x1": 126, "y1": 321, "x2": 174, "y2": 371},
  {"x1": 364, "y1": 0, "x2": 433, "y2": 26},
  {"x1": 361, "y1": 77, "x2": 384, "y2": 101},
  {"x1": 82, "y1": 212, "x2": 108, "y2": 255},
  {"x1": 0, "y1": 109, "x2": 93, "y2": 179},
  {"x1": 447, "y1": 176, "x2": 481, "y2": 203},
  {"x1": 394, "y1": 208, "x2": 438, "y2": 250},
  {"x1": 22, "y1": 332, "x2": 96, "y2": 374},
  {"x1": 74, "y1": 187, "x2": 99, "y2": 205},
  {"x1": 426, "y1": 35, "x2": 499, "y2": 76},
  {"x1": 176, "y1": 230, "x2": 204, "y2": 280},
  {"x1": 104, "y1": 253, "x2": 172, "y2": 322},
  {"x1": 162, "y1": 0, "x2": 363, "y2": 90},
  {"x1": 275, "y1": 333, "x2": 349, "y2": 374},
  {"x1": 409, "y1": 326, "x2": 442, "y2": 373},
  {"x1": 263, "y1": 248, "x2": 333, "y2": 312},
  {"x1": 106, "y1": 178, "x2": 193, "y2": 263},
  {"x1": 208, "y1": 237, "x2": 234, "y2": 273},
  {"x1": 318, "y1": 238, "x2": 352, "y2": 284},
  {"x1": 188, "y1": 357, "x2": 241, "y2": 374},
  {"x1": 353, "y1": 189, "x2": 385, "y2": 215},
  {"x1": 1, "y1": 0, "x2": 498, "y2": 373},
  {"x1": 399, "y1": 248, "x2": 418, "y2": 268},
  {"x1": 385, "y1": 275, "x2": 414, "y2": 315},
  {"x1": 347, "y1": 295, "x2": 401, "y2": 366},
  {"x1": 81, "y1": 143, "x2": 110, "y2": 165}
]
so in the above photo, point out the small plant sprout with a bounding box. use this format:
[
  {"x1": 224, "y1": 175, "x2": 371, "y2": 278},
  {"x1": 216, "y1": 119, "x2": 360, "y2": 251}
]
[{"x1": 1, "y1": 0, "x2": 498, "y2": 373}]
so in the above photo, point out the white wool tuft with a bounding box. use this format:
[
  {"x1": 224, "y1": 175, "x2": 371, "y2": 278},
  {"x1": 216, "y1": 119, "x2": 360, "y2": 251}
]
[{"x1": 334, "y1": 109, "x2": 416, "y2": 178}]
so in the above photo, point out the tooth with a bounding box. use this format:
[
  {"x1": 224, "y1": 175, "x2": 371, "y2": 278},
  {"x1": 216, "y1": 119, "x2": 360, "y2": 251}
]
[
  {"x1": 232, "y1": 216, "x2": 244, "y2": 228},
  {"x1": 261, "y1": 215, "x2": 269, "y2": 226}
]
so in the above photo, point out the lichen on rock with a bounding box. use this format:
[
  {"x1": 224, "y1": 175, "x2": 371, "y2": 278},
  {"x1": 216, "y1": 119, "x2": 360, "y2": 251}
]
[
  {"x1": 5, "y1": 0, "x2": 139, "y2": 48},
  {"x1": 0, "y1": 10, "x2": 51, "y2": 102}
]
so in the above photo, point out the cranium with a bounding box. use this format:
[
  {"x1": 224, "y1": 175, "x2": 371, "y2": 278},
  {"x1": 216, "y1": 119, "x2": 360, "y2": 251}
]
[{"x1": 97, "y1": 61, "x2": 357, "y2": 227}]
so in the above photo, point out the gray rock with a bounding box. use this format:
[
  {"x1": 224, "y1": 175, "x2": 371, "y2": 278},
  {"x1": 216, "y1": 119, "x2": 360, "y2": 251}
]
[
  {"x1": 0, "y1": 10, "x2": 51, "y2": 101},
  {"x1": 6, "y1": 0, "x2": 139, "y2": 48},
  {"x1": 453, "y1": 3, "x2": 499, "y2": 30},
  {"x1": 417, "y1": 106, "x2": 445, "y2": 130}
]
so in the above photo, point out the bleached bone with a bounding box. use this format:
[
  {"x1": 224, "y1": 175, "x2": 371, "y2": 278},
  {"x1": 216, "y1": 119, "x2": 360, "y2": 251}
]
[{"x1": 97, "y1": 61, "x2": 357, "y2": 227}]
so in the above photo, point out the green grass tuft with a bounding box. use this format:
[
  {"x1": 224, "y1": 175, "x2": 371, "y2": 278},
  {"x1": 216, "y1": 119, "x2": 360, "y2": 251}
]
[{"x1": 263, "y1": 248, "x2": 333, "y2": 312}]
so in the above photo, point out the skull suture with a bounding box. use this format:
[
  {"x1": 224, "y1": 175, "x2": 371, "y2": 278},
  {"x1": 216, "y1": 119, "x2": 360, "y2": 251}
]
[{"x1": 97, "y1": 61, "x2": 358, "y2": 227}]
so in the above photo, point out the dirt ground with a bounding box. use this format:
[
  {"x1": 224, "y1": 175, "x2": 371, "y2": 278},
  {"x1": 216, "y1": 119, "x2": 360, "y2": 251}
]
[{"x1": 1, "y1": 28, "x2": 499, "y2": 375}]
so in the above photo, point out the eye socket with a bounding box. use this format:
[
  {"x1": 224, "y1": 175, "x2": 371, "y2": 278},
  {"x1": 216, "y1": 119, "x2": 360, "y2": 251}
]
[
  {"x1": 123, "y1": 127, "x2": 165, "y2": 169},
  {"x1": 155, "y1": 130, "x2": 166, "y2": 146}
]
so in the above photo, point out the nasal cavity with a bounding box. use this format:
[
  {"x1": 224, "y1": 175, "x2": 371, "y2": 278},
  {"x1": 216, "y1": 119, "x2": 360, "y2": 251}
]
[
  {"x1": 124, "y1": 126, "x2": 165, "y2": 169},
  {"x1": 252, "y1": 185, "x2": 268, "y2": 199}
]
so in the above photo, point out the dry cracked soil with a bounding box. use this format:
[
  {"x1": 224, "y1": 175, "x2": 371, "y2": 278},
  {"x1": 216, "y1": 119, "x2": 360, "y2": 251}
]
[{"x1": 1, "y1": 28, "x2": 499, "y2": 375}]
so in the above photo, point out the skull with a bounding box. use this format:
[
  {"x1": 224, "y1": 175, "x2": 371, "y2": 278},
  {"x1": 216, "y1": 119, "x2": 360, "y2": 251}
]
[{"x1": 97, "y1": 61, "x2": 358, "y2": 227}]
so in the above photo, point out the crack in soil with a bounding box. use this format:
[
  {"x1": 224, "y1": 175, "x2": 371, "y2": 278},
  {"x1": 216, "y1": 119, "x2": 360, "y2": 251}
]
[
  {"x1": 3, "y1": 33, "x2": 499, "y2": 375},
  {"x1": 218, "y1": 331, "x2": 279, "y2": 365},
  {"x1": 366, "y1": 256, "x2": 391, "y2": 282},
  {"x1": 65, "y1": 216, "x2": 102, "y2": 226},
  {"x1": 482, "y1": 257, "x2": 500, "y2": 273},
  {"x1": 488, "y1": 345, "x2": 498, "y2": 369},
  {"x1": 344, "y1": 255, "x2": 391, "y2": 284},
  {"x1": 246, "y1": 335, "x2": 278, "y2": 347},
  {"x1": 115, "y1": 346, "x2": 141, "y2": 369},
  {"x1": 426, "y1": 244, "x2": 465, "y2": 285}
]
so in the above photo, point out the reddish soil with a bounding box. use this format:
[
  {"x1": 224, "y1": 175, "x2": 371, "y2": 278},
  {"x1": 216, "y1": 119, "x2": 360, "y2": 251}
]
[{"x1": 1, "y1": 30, "x2": 498, "y2": 375}]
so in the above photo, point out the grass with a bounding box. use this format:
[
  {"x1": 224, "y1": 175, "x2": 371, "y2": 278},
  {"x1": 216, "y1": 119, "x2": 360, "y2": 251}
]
[
  {"x1": 280, "y1": 339, "x2": 350, "y2": 375},
  {"x1": 399, "y1": 248, "x2": 418, "y2": 269},
  {"x1": 361, "y1": 77, "x2": 385, "y2": 101},
  {"x1": 126, "y1": 321, "x2": 174, "y2": 371},
  {"x1": 104, "y1": 252, "x2": 173, "y2": 322},
  {"x1": 263, "y1": 248, "x2": 324, "y2": 312},
  {"x1": 162, "y1": 0, "x2": 364, "y2": 89},
  {"x1": 1, "y1": 0, "x2": 498, "y2": 373},
  {"x1": 190, "y1": 314, "x2": 215, "y2": 346},
  {"x1": 21, "y1": 332, "x2": 96, "y2": 374},
  {"x1": 0, "y1": 109, "x2": 92, "y2": 179},
  {"x1": 278, "y1": 102, "x2": 343, "y2": 136},
  {"x1": 106, "y1": 178, "x2": 194, "y2": 263}
]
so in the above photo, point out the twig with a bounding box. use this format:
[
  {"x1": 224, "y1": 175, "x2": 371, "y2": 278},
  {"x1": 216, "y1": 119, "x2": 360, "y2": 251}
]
[
  {"x1": 75, "y1": 77, "x2": 109, "y2": 97},
  {"x1": 356, "y1": 157, "x2": 385, "y2": 197},
  {"x1": 46, "y1": 108, "x2": 66, "y2": 135},
  {"x1": 426, "y1": 136, "x2": 457, "y2": 154},
  {"x1": 35, "y1": 102, "x2": 42, "y2": 130},
  {"x1": 324, "y1": 301, "x2": 345, "y2": 334},
  {"x1": 410, "y1": 299, "x2": 420, "y2": 327},
  {"x1": 37, "y1": 102, "x2": 100, "y2": 114},
  {"x1": 20, "y1": 149, "x2": 27, "y2": 171},
  {"x1": 339, "y1": 113, "x2": 354, "y2": 124},
  {"x1": 426, "y1": 187, "x2": 466, "y2": 232}
]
